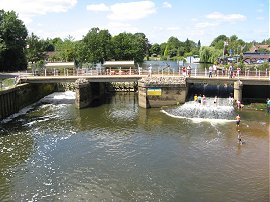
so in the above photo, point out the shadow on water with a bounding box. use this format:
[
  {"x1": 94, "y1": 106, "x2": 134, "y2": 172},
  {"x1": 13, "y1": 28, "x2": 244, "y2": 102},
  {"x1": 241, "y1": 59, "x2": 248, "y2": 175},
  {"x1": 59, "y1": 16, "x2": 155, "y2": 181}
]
[{"x1": 188, "y1": 83, "x2": 234, "y2": 99}]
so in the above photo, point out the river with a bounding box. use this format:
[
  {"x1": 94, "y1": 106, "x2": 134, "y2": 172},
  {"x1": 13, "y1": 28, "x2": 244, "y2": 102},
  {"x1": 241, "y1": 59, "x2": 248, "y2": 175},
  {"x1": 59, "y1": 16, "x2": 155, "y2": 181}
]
[{"x1": 0, "y1": 92, "x2": 269, "y2": 201}]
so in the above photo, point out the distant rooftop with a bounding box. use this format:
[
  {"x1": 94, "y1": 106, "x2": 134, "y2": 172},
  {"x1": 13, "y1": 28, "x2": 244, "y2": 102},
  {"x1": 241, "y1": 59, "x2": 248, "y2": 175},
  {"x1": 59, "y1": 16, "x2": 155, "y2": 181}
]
[
  {"x1": 103, "y1": 61, "x2": 135, "y2": 68},
  {"x1": 45, "y1": 62, "x2": 74, "y2": 67}
]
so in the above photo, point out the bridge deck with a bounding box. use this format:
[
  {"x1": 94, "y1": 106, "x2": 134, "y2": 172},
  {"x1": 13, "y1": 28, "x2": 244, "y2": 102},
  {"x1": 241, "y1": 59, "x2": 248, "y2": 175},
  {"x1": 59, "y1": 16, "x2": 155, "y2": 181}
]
[{"x1": 18, "y1": 74, "x2": 270, "y2": 86}]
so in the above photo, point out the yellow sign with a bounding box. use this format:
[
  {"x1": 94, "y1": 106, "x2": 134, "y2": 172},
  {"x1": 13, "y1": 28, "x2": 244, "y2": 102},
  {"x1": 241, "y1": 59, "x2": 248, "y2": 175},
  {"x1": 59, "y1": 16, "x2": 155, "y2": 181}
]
[{"x1": 147, "y1": 88, "x2": 162, "y2": 96}]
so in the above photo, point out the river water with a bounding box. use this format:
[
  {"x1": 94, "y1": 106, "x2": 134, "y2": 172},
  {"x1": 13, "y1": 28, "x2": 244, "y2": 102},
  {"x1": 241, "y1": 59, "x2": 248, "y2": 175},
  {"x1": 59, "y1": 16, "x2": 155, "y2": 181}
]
[{"x1": 0, "y1": 92, "x2": 269, "y2": 201}]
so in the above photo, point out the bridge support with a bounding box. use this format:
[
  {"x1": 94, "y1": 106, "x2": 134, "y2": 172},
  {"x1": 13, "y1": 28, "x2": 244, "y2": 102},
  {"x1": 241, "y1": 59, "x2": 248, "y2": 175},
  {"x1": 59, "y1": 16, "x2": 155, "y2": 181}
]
[
  {"x1": 234, "y1": 80, "x2": 243, "y2": 102},
  {"x1": 75, "y1": 78, "x2": 105, "y2": 109},
  {"x1": 138, "y1": 77, "x2": 187, "y2": 108}
]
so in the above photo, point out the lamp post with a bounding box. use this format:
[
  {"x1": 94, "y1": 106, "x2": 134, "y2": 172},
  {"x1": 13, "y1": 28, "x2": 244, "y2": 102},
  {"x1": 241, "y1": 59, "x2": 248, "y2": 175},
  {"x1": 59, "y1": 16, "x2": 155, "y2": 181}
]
[{"x1": 223, "y1": 41, "x2": 228, "y2": 64}]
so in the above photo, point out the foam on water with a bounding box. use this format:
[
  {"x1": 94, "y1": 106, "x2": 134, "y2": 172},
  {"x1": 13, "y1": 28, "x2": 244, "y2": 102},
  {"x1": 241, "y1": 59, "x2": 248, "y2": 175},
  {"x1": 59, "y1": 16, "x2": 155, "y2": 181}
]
[
  {"x1": 40, "y1": 91, "x2": 75, "y2": 104},
  {"x1": 1, "y1": 91, "x2": 76, "y2": 124},
  {"x1": 1, "y1": 104, "x2": 35, "y2": 124},
  {"x1": 162, "y1": 97, "x2": 236, "y2": 123}
]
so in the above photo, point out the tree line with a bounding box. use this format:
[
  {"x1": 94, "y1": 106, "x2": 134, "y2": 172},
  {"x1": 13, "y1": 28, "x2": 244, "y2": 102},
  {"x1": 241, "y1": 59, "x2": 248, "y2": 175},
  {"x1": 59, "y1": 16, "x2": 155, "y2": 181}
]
[{"x1": 0, "y1": 9, "x2": 269, "y2": 71}]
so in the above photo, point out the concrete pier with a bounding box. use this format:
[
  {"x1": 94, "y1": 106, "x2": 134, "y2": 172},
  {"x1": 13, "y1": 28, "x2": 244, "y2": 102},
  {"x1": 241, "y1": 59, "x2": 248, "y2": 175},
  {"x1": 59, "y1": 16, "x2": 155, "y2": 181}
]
[
  {"x1": 138, "y1": 77, "x2": 187, "y2": 108},
  {"x1": 75, "y1": 78, "x2": 105, "y2": 109},
  {"x1": 234, "y1": 80, "x2": 243, "y2": 101}
]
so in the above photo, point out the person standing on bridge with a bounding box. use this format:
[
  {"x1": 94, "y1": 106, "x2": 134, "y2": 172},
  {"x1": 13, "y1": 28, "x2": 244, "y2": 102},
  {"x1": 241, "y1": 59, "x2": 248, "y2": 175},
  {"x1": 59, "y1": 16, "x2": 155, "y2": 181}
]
[
  {"x1": 208, "y1": 65, "x2": 213, "y2": 78},
  {"x1": 213, "y1": 64, "x2": 217, "y2": 76},
  {"x1": 187, "y1": 65, "x2": 191, "y2": 77},
  {"x1": 229, "y1": 64, "x2": 234, "y2": 78},
  {"x1": 236, "y1": 67, "x2": 241, "y2": 77}
]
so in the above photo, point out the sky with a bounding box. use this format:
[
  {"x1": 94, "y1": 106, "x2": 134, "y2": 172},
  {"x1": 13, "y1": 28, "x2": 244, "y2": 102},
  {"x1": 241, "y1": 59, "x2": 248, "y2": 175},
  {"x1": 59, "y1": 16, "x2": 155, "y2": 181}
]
[{"x1": 0, "y1": 0, "x2": 269, "y2": 45}]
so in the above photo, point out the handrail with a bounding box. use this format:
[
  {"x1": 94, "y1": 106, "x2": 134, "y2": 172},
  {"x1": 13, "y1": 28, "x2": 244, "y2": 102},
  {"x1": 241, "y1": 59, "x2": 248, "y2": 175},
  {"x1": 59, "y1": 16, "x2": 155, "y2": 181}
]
[{"x1": 24, "y1": 68, "x2": 269, "y2": 79}]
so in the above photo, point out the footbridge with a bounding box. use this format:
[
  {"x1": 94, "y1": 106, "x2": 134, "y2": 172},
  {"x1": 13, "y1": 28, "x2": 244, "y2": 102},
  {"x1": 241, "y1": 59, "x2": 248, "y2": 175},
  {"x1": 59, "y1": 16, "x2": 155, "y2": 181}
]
[
  {"x1": 3, "y1": 72, "x2": 269, "y2": 110},
  {"x1": 19, "y1": 75, "x2": 146, "y2": 83}
]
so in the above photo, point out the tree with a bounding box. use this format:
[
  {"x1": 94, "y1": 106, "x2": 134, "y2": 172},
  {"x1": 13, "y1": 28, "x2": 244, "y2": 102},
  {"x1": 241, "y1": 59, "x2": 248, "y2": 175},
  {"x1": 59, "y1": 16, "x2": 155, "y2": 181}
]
[
  {"x1": 55, "y1": 37, "x2": 76, "y2": 62},
  {"x1": 26, "y1": 33, "x2": 46, "y2": 64},
  {"x1": 197, "y1": 40, "x2": 201, "y2": 49},
  {"x1": 149, "y1": 43, "x2": 161, "y2": 56},
  {"x1": 200, "y1": 46, "x2": 222, "y2": 63},
  {"x1": 0, "y1": 10, "x2": 28, "y2": 71},
  {"x1": 111, "y1": 32, "x2": 145, "y2": 63},
  {"x1": 78, "y1": 27, "x2": 112, "y2": 64},
  {"x1": 134, "y1": 32, "x2": 149, "y2": 58},
  {"x1": 210, "y1": 35, "x2": 229, "y2": 50},
  {"x1": 160, "y1": 42, "x2": 167, "y2": 56}
]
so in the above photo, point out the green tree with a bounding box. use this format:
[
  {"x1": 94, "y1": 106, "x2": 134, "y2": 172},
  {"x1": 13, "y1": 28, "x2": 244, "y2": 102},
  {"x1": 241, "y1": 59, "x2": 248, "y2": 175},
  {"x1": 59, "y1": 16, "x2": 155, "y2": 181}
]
[
  {"x1": 26, "y1": 33, "x2": 46, "y2": 64},
  {"x1": 55, "y1": 36, "x2": 76, "y2": 62},
  {"x1": 0, "y1": 10, "x2": 28, "y2": 71},
  {"x1": 200, "y1": 46, "x2": 222, "y2": 63},
  {"x1": 149, "y1": 43, "x2": 161, "y2": 56},
  {"x1": 210, "y1": 35, "x2": 229, "y2": 50},
  {"x1": 111, "y1": 32, "x2": 145, "y2": 63},
  {"x1": 78, "y1": 27, "x2": 112, "y2": 64},
  {"x1": 160, "y1": 42, "x2": 167, "y2": 56}
]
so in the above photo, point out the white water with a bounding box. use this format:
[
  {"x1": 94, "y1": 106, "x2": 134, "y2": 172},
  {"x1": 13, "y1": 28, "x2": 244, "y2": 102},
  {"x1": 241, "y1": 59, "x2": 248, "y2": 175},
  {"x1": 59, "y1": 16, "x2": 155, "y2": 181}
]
[
  {"x1": 162, "y1": 97, "x2": 236, "y2": 123},
  {"x1": 40, "y1": 91, "x2": 75, "y2": 104},
  {"x1": 1, "y1": 91, "x2": 76, "y2": 124}
]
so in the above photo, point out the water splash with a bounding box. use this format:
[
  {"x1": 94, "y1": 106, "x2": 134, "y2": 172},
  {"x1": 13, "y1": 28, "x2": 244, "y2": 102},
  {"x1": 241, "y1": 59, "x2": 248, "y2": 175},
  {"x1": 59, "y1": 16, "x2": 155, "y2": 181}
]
[
  {"x1": 162, "y1": 98, "x2": 236, "y2": 123},
  {"x1": 40, "y1": 91, "x2": 75, "y2": 104}
]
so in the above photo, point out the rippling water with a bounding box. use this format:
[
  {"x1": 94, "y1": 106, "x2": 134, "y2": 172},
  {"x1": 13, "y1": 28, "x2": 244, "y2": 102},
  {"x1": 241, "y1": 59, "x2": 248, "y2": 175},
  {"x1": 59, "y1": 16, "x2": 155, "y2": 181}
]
[{"x1": 0, "y1": 92, "x2": 269, "y2": 201}]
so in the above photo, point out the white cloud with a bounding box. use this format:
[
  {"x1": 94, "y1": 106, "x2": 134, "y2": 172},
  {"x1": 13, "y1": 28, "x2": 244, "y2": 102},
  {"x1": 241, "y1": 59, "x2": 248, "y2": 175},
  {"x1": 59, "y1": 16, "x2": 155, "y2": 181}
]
[
  {"x1": 0, "y1": 0, "x2": 77, "y2": 24},
  {"x1": 162, "y1": 1, "x2": 172, "y2": 8},
  {"x1": 195, "y1": 22, "x2": 219, "y2": 28},
  {"x1": 108, "y1": 1, "x2": 156, "y2": 21},
  {"x1": 86, "y1": 3, "x2": 109, "y2": 12},
  {"x1": 206, "y1": 12, "x2": 246, "y2": 22},
  {"x1": 107, "y1": 22, "x2": 139, "y2": 34}
]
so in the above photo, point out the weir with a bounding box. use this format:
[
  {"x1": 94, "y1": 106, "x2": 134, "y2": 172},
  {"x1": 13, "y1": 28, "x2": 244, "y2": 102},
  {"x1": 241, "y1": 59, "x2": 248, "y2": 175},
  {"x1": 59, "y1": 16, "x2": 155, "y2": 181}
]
[
  {"x1": 1, "y1": 75, "x2": 269, "y2": 119},
  {"x1": 162, "y1": 98, "x2": 235, "y2": 121}
]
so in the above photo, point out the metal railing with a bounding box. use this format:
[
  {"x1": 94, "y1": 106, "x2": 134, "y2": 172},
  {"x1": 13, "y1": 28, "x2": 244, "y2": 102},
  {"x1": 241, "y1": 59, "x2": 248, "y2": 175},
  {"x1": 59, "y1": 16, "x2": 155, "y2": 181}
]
[{"x1": 18, "y1": 67, "x2": 270, "y2": 80}]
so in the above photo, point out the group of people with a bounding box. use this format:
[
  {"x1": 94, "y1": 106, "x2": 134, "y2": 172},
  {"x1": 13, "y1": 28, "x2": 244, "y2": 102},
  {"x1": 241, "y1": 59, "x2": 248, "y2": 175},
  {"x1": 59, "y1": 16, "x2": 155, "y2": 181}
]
[
  {"x1": 193, "y1": 94, "x2": 207, "y2": 105},
  {"x1": 182, "y1": 66, "x2": 192, "y2": 77},
  {"x1": 193, "y1": 93, "x2": 244, "y2": 145},
  {"x1": 235, "y1": 114, "x2": 243, "y2": 145},
  {"x1": 208, "y1": 64, "x2": 218, "y2": 78},
  {"x1": 208, "y1": 64, "x2": 241, "y2": 78}
]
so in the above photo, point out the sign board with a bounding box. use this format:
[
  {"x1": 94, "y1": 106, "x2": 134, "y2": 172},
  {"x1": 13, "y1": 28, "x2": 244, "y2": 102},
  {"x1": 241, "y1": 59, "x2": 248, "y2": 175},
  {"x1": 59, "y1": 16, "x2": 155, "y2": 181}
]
[{"x1": 147, "y1": 88, "x2": 162, "y2": 96}]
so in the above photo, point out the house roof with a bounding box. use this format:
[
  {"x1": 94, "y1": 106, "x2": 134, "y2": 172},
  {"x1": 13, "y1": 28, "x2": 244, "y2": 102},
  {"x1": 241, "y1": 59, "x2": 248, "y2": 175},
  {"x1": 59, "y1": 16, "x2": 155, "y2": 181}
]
[
  {"x1": 249, "y1": 44, "x2": 270, "y2": 52},
  {"x1": 103, "y1": 61, "x2": 135, "y2": 68}
]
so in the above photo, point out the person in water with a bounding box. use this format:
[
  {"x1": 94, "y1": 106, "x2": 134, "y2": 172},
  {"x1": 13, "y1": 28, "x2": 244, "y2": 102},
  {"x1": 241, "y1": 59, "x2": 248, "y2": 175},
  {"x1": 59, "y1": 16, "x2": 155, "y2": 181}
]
[
  {"x1": 198, "y1": 94, "x2": 202, "y2": 104},
  {"x1": 236, "y1": 114, "x2": 241, "y2": 127},
  {"x1": 237, "y1": 130, "x2": 242, "y2": 145},
  {"x1": 267, "y1": 98, "x2": 270, "y2": 113},
  {"x1": 202, "y1": 95, "x2": 206, "y2": 105},
  {"x1": 194, "y1": 94, "x2": 198, "y2": 102},
  {"x1": 214, "y1": 96, "x2": 218, "y2": 104}
]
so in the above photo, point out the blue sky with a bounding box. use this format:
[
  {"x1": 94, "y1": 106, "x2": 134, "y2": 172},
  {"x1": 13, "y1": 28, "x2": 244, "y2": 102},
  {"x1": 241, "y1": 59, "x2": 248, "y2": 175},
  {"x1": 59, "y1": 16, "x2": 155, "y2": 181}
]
[{"x1": 0, "y1": 0, "x2": 269, "y2": 45}]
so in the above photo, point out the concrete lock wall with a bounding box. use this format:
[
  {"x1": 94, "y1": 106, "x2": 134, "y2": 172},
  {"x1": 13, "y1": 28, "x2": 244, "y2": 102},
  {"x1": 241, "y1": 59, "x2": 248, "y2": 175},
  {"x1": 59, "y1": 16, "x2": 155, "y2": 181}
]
[
  {"x1": 0, "y1": 83, "x2": 56, "y2": 120},
  {"x1": 138, "y1": 80, "x2": 188, "y2": 108},
  {"x1": 75, "y1": 79, "x2": 105, "y2": 109}
]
